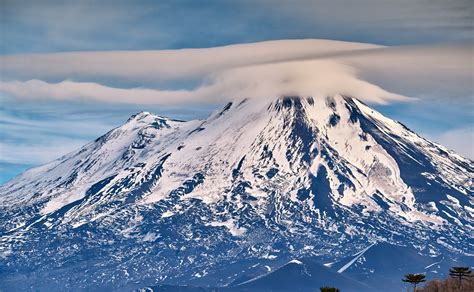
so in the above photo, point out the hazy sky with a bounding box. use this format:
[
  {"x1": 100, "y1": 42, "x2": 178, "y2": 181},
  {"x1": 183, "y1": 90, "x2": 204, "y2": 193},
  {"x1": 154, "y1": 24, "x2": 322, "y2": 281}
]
[{"x1": 0, "y1": 0, "x2": 473, "y2": 183}]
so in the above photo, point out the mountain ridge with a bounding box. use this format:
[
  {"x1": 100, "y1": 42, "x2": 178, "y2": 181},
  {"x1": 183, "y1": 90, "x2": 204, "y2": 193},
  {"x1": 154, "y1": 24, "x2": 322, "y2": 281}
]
[{"x1": 0, "y1": 95, "x2": 472, "y2": 291}]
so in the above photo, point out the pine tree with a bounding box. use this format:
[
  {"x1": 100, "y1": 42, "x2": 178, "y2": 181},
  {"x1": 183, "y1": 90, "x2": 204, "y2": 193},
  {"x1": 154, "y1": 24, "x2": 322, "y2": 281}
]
[
  {"x1": 402, "y1": 273, "x2": 426, "y2": 292},
  {"x1": 449, "y1": 266, "x2": 472, "y2": 287},
  {"x1": 320, "y1": 287, "x2": 340, "y2": 292}
]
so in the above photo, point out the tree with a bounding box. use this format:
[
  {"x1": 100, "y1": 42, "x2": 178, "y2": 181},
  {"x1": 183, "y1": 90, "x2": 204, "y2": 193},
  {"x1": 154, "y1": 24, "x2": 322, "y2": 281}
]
[
  {"x1": 419, "y1": 276, "x2": 474, "y2": 292},
  {"x1": 449, "y1": 266, "x2": 472, "y2": 287},
  {"x1": 402, "y1": 273, "x2": 426, "y2": 292},
  {"x1": 320, "y1": 287, "x2": 340, "y2": 292}
]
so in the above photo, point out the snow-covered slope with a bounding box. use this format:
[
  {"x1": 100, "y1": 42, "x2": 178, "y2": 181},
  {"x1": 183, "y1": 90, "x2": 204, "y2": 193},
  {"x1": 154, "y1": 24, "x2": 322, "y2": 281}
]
[{"x1": 0, "y1": 95, "x2": 472, "y2": 291}]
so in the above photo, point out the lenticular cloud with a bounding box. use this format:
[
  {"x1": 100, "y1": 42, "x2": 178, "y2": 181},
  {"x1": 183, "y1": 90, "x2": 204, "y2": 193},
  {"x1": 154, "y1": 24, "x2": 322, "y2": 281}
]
[
  {"x1": 0, "y1": 60, "x2": 408, "y2": 105},
  {"x1": 0, "y1": 39, "x2": 471, "y2": 104}
]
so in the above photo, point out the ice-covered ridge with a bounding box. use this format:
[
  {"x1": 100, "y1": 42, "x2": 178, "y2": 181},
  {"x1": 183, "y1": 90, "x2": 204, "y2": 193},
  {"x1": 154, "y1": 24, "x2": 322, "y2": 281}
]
[{"x1": 1, "y1": 95, "x2": 472, "y2": 228}]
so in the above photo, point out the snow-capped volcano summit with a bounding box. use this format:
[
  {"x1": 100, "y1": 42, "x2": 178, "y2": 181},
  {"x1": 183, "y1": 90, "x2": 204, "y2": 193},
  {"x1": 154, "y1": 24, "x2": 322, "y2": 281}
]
[{"x1": 1, "y1": 95, "x2": 472, "y2": 291}]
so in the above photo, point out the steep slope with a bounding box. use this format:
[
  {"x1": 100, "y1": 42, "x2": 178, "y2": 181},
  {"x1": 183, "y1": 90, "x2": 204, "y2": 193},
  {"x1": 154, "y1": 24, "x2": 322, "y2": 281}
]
[{"x1": 0, "y1": 95, "x2": 472, "y2": 291}]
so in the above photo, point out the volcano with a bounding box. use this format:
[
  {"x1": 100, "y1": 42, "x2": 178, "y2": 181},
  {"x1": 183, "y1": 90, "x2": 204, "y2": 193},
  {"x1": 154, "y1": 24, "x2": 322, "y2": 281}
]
[{"x1": 0, "y1": 95, "x2": 472, "y2": 291}]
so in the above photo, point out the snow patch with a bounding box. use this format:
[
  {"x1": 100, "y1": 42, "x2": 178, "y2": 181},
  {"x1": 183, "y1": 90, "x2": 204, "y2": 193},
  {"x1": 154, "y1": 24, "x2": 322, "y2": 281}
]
[
  {"x1": 338, "y1": 242, "x2": 376, "y2": 273},
  {"x1": 207, "y1": 219, "x2": 247, "y2": 236},
  {"x1": 142, "y1": 232, "x2": 159, "y2": 242}
]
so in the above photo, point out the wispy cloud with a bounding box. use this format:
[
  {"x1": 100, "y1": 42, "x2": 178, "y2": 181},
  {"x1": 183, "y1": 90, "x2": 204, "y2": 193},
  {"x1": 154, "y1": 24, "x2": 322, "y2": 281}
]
[
  {"x1": 0, "y1": 94, "x2": 215, "y2": 178},
  {"x1": 257, "y1": 0, "x2": 474, "y2": 44},
  {"x1": 2, "y1": 0, "x2": 472, "y2": 54},
  {"x1": 0, "y1": 140, "x2": 86, "y2": 165},
  {"x1": 0, "y1": 106, "x2": 113, "y2": 165},
  {"x1": 428, "y1": 128, "x2": 474, "y2": 159}
]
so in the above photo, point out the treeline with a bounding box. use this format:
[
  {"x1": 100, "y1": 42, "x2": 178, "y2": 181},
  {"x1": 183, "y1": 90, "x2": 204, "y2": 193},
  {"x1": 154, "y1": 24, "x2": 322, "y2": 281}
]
[
  {"x1": 419, "y1": 275, "x2": 474, "y2": 292},
  {"x1": 319, "y1": 267, "x2": 473, "y2": 292},
  {"x1": 404, "y1": 267, "x2": 473, "y2": 292}
]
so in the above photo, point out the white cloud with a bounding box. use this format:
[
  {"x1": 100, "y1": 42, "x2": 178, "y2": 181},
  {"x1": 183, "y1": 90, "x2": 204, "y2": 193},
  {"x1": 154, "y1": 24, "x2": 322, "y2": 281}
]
[
  {"x1": 0, "y1": 39, "x2": 472, "y2": 106},
  {"x1": 205, "y1": 60, "x2": 408, "y2": 104},
  {"x1": 0, "y1": 39, "x2": 380, "y2": 81},
  {"x1": 0, "y1": 60, "x2": 408, "y2": 105},
  {"x1": 340, "y1": 44, "x2": 474, "y2": 100},
  {"x1": 0, "y1": 79, "x2": 195, "y2": 104}
]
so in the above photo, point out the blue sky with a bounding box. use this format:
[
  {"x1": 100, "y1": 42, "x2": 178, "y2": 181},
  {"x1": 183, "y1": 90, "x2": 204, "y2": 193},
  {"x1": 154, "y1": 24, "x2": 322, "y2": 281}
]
[{"x1": 0, "y1": 0, "x2": 473, "y2": 183}]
